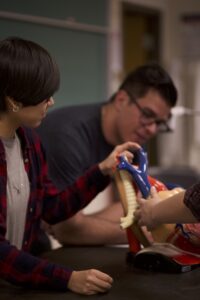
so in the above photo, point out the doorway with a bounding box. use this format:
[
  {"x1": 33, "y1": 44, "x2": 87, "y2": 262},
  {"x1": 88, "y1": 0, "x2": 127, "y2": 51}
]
[{"x1": 122, "y1": 3, "x2": 161, "y2": 166}]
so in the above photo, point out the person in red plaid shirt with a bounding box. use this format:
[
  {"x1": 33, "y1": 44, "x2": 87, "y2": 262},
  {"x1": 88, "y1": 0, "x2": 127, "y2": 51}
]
[{"x1": 0, "y1": 37, "x2": 140, "y2": 295}]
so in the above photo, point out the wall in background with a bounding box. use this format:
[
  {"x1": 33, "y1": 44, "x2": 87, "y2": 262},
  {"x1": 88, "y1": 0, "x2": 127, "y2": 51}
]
[
  {"x1": 2, "y1": 0, "x2": 200, "y2": 169},
  {"x1": 119, "y1": 0, "x2": 200, "y2": 170},
  {"x1": 158, "y1": 0, "x2": 200, "y2": 169},
  {"x1": 0, "y1": 0, "x2": 108, "y2": 108}
]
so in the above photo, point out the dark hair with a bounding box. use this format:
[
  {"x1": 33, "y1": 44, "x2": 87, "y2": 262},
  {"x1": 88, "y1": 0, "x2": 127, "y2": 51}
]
[
  {"x1": 118, "y1": 63, "x2": 177, "y2": 107},
  {"x1": 0, "y1": 37, "x2": 60, "y2": 111}
]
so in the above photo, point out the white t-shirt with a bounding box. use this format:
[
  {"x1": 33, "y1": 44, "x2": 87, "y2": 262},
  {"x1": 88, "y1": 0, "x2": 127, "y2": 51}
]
[{"x1": 3, "y1": 134, "x2": 30, "y2": 249}]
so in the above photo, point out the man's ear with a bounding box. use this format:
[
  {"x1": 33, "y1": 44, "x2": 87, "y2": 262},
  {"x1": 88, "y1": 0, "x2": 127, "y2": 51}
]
[{"x1": 114, "y1": 90, "x2": 130, "y2": 111}]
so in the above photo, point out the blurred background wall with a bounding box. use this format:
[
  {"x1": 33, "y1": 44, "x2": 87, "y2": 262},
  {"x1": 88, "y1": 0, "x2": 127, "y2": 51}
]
[
  {"x1": 1, "y1": 0, "x2": 200, "y2": 172},
  {"x1": 0, "y1": 0, "x2": 108, "y2": 106}
]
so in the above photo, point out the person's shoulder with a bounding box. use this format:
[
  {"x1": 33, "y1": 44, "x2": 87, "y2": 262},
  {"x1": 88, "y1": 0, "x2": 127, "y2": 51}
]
[
  {"x1": 45, "y1": 102, "x2": 103, "y2": 126},
  {"x1": 37, "y1": 102, "x2": 104, "y2": 142},
  {"x1": 49, "y1": 102, "x2": 103, "y2": 117}
]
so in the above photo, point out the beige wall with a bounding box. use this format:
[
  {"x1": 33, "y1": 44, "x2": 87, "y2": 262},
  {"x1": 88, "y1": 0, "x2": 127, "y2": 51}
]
[
  {"x1": 108, "y1": 0, "x2": 200, "y2": 170},
  {"x1": 159, "y1": 0, "x2": 200, "y2": 169}
]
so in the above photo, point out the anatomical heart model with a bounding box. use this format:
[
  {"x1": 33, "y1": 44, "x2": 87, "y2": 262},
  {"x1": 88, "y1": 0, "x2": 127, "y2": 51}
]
[{"x1": 114, "y1": 149, "x2": 200, "y2": 273}]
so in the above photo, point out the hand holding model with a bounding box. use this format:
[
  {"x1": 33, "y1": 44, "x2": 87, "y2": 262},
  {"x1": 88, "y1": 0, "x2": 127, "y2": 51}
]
[
  {"x1": 99, "y1": 141, "x2": 141, "y2": 176},
  {"x1": 68, "y1": 141, "x2": 140, "y2": 295},
  {"x1": 134, "y1": 186, "x2": 194, "y2": 230},
  {"x1": 135, "y1": 186, "x2": 165, "y2": 230}
]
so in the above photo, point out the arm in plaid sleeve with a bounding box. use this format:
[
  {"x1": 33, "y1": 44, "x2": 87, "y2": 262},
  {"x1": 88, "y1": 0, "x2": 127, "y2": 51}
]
[{"x1": 0, "y1": 241, "x2": 71, "y2": 291}]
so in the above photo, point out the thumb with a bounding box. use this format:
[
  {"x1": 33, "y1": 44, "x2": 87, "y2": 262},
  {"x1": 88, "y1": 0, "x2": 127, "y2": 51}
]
[
  {"x1": 136, "y1": 195, "x2": 146, "y2": 207},
  {"x1": 149, "y1": 186, "x2": 161, "y2": 205},
  {"x1": 150, "y1": 186, "x2": 157, "y2": 197}
]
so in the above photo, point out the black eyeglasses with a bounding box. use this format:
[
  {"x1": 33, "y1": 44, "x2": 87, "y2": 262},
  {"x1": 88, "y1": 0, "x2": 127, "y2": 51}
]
[{"x1": 125, "y1": 91, "x2": 172, "y2": 133}]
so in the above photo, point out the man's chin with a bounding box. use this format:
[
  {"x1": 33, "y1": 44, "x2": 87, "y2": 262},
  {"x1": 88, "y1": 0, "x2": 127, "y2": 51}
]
[{"x1": 134, "y1": 136, "x2": 146, "y2": 146}]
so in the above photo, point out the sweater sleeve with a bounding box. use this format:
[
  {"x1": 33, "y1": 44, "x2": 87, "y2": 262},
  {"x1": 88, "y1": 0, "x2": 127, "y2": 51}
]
[
  {"x1": 42, "y1": 165, "x2": 111, "y2": 225},
  {"x1": 0, "y1": 241, "x2": 71, "y2": 291},
  {"x1": 183, "y1": 182, "x2": 200, "y2": 221}
]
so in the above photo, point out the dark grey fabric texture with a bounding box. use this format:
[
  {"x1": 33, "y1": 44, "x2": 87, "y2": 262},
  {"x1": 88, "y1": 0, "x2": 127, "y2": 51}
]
[{"x1": 37, "y1": 103, "x2": 113, "y2": 190}]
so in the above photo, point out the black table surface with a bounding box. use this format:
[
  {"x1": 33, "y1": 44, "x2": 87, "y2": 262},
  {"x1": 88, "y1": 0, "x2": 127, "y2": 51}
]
[{"x1": 1, "y1": 245, "x2": 200, "y2": 300}]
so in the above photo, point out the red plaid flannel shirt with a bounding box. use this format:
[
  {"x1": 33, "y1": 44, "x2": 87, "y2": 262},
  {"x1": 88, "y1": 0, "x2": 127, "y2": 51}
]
[{"x1": 0, "y1": 127, "x2": 110, "y2": 291}]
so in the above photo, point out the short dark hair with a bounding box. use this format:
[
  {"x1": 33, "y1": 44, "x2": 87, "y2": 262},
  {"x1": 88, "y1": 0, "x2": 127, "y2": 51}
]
[
  {"x1": 0, "y1": 37, "x2": 60, "y2": 111},
  {"x1": 118, "y1": 63, "x2": 177, "y2": 107}
]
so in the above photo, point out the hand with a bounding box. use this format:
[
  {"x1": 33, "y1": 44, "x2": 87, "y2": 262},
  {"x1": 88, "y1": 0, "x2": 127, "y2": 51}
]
[
  {"x1": 99, "y1": 141, "x2": 140, "y2": 176},
  {"x1": 67, "y1": 269, "x2": 113, "y2": 295},
  {"x1": 134, "y1": 186, "x2": 161, "y2": 230}
]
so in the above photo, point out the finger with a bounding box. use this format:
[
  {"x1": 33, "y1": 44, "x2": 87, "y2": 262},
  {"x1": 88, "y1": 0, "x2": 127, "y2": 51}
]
[
  {"x1": 85, "y1": 284, "x2": 105, "y2": 295},
  {"x1": 119, "y1": 151, "x2": 134, "y2": 162},
  {"x1": 133, "y1": 209, "x2": 140, "y2": 221},
  {"x1": 150, "y1": 186, "x2": 157, "y2": 197},
  {"x1": 117, "y1": 141, "x2": 141, "y2": 152},
  {"x1": 90, "y1": 282, "x2": 112, "y2": 293},
  {"x1": 137, "y1": 219, "x2": 145, "y2": 227},
  {"x1": 136, "y1": 196, "x2": 146, "y2": 206},
  {"x1": 95, "y1": 270, "x2": 113, "y2": 284},
  {"x1": 88, "y1": 276, "x2": 113, "y2": 293},
  {"x1": 121, "y1": 150, "x2": 134, "y2": 157}
]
